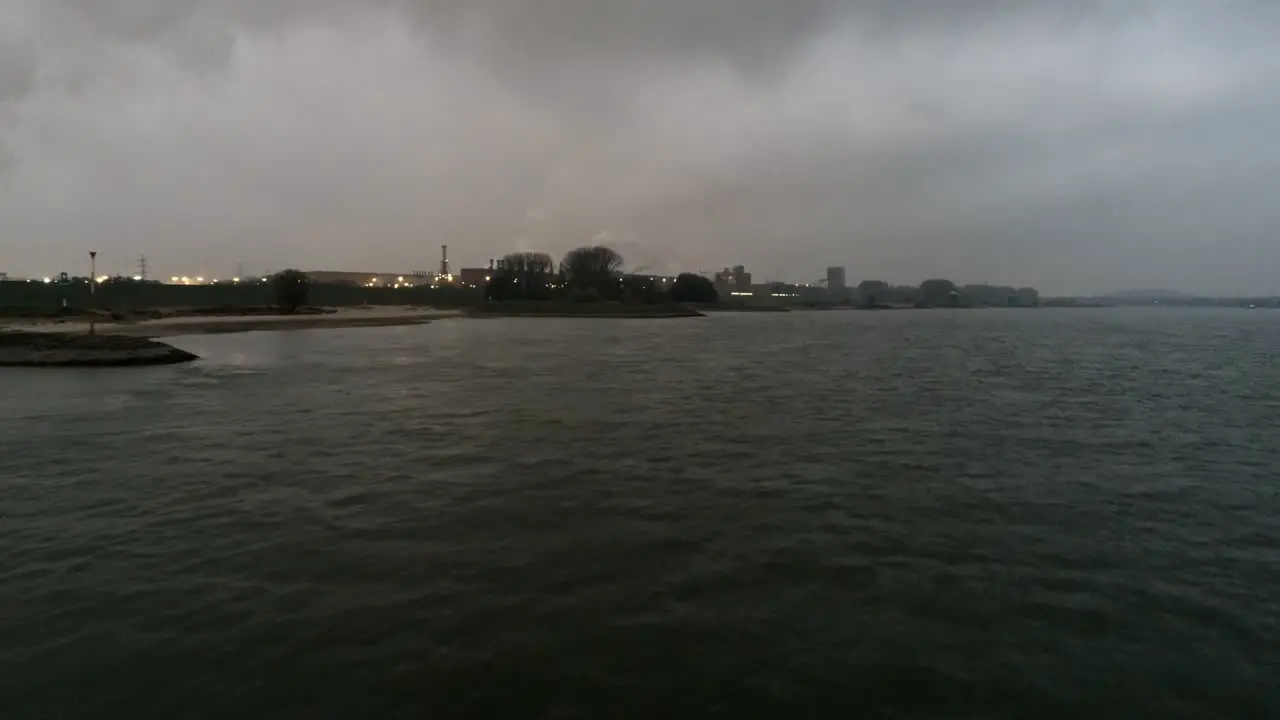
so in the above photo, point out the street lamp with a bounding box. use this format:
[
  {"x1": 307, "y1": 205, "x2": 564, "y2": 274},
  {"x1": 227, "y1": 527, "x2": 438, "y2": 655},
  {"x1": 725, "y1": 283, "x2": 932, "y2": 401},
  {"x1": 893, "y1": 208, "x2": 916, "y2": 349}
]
[{"x1": 87, "y1": 251, "x2": 99, "y2": 337}]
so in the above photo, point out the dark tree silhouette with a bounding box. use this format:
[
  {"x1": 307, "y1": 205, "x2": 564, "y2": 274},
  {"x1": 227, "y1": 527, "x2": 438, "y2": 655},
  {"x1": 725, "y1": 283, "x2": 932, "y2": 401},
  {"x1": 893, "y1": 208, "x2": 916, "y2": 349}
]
[
  {"x1": 488, "y1": 251, "x2": 556, "y2": 301},
  {"x1": 501, "y1": 252, "x2": 555, "y2": 277},
  {"x1": 504, "y1": 249, "x2": 555, "y2": 297},
  {"x1": 272, "y1": 269, "x2": 310, "y2": 312},
  {"x1": 670, "y1": 273, "x2": 718, "y2": 303},
  {"x1": 562, "y1": 245, "x2": 624, "y2": 299}
]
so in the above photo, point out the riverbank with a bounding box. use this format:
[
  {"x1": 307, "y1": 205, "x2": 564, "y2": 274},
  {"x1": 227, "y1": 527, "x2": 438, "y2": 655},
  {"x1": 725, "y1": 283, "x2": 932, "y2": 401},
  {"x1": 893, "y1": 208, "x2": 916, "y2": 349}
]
[
  {"x1": 0, "y1": 331, "x2": 198, "y2": 367},
  {"x1": 1, "y1": 307, "x2": 460, "y2": 338},
  {"x1": 469, "y1": 302, "x2": 704, "y2": 319},
  {"x1": 697, "y1": 304, "x2": 792, "y2": 313}
]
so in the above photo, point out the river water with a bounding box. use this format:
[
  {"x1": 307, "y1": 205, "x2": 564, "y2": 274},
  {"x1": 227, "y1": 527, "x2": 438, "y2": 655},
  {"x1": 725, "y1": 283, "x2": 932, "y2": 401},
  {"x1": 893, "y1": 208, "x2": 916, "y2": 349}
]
[{"x1": 2, "y1": 309, "x2": 1278, "y2": 718}]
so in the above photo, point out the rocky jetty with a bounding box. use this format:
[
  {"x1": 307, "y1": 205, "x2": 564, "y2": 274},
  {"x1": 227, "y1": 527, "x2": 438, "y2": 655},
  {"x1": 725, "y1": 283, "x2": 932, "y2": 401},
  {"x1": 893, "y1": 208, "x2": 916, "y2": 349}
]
[{"x1": 0, "y1": 331, "x2": 198, "y2": 367}]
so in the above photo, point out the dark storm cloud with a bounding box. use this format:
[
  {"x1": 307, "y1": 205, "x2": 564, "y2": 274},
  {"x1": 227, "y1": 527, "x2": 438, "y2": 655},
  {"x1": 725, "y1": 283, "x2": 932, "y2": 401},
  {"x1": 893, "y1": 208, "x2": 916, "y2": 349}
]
[
  {"x1": 36, "y1": 1, "x2": 1126, "y2": 86},
  {"x1": 2, "y1": 0, "x2": 1279, "y2": 293}
]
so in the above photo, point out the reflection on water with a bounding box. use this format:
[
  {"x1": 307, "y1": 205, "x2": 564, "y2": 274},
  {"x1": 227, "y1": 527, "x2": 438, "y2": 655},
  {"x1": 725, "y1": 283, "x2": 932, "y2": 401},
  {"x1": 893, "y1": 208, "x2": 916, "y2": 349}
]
[{"x1": 2, "y1": 310, "x2": 1279, "y2": 718}]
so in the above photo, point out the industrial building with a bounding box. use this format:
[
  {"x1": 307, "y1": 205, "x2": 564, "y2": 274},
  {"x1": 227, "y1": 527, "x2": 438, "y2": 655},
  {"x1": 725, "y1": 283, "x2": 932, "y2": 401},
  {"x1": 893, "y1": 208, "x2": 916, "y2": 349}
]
[
  {"x1": 826, "y1": 266, "x2": 847, "y2": 300},
  {"x1": 306, "y1": 245, "x2": 456, "y2": 288},
  {"x1": 457, "y1": 268, "x2": 492, "y2": 289},
  {"x1": 714, "y1": 266, "x2": 753, "y2": 297}
]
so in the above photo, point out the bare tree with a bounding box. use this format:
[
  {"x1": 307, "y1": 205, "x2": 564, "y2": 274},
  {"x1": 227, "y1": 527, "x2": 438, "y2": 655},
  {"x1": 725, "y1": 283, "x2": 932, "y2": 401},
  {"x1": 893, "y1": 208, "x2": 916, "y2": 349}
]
[
  {"x1": 490, "y1": 251, "x2": 557, "y2": 301},
  {"x1": 501, "y1": 252, "x2": 554, "y2": 276},
  {"x1": 562, "y1": 245, "x2": 624, "y2": 299}
]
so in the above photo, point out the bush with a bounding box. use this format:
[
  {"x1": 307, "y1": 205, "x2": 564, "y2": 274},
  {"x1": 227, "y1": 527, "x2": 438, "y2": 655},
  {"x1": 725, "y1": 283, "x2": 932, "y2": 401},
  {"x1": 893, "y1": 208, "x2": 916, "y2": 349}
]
[
  {"x1": 670, "y1": 273, "x2": 718, "y2": 303},
  {"x1": 272, "y1": 269, "x2": 310, "y2": 312}
]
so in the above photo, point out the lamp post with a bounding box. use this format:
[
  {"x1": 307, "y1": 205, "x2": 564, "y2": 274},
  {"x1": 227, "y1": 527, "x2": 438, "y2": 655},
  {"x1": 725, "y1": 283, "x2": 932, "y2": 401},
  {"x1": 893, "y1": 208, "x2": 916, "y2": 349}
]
[{"x1": 88, "y1": 251, "x2": 98, "y2": 336}]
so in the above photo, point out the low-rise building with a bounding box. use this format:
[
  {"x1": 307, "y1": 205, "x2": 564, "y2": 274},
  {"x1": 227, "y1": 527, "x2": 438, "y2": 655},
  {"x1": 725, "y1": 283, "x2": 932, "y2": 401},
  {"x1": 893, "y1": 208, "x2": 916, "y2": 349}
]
[
  {"x1": 714, "y1": 265, "x2": 753, "y2": 297},
  {"x1": 305, "y1": 271, "x2": 433, "y2": 287},
  {"x1": 622, "y1": 274, "x2": 677, "y2": 287},
  {"x1": 457, "y1": 268, "x2": 492, "y2": 289}
]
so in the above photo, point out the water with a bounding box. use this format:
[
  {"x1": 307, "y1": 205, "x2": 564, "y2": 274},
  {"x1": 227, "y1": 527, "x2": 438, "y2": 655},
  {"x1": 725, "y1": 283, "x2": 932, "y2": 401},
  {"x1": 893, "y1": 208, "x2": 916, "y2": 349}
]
[{"x1": 2, "y1": 309, "x2": 1278, "y2": 718}]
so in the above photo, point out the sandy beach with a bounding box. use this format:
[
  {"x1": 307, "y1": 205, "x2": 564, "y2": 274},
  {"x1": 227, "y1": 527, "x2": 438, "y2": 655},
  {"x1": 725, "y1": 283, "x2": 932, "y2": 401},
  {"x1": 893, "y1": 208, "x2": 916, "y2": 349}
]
[{"x1": 0, "y1": 306, "x2": 461, "y2": 338}]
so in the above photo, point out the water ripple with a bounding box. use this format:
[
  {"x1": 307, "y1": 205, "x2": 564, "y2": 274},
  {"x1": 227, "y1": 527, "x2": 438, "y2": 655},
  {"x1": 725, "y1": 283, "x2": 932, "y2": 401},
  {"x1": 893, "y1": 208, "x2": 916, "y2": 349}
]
[{"x1": 2, "y1": 309, "x2": 1279, "y2": 718}]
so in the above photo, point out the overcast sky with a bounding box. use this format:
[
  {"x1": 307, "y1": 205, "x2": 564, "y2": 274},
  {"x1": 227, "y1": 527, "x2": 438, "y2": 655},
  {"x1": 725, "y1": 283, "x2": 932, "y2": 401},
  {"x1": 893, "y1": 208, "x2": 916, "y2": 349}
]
[{"x1": 1, "y1": 1, "x2": 1278, "y2": 294}]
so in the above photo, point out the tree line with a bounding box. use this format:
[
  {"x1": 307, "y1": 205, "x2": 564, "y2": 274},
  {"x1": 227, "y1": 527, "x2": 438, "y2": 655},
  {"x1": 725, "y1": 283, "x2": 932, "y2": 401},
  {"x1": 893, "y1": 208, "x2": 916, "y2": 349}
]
[
  {"x1": 264, "y1": 246, "x2": 719, "y2": 314},
  {"x1": 485, "y1": 245, "x2": 718, "y2": 304},
  {"x1": 854, "y1": 279, "x2": 1040, "y2": 308}
]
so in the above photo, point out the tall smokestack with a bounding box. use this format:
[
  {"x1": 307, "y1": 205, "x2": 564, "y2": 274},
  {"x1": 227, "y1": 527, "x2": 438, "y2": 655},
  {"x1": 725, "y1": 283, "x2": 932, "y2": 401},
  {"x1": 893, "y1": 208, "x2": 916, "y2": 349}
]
[{"x1": 440, "y1": 245, "x2": 449, "y2": 277}]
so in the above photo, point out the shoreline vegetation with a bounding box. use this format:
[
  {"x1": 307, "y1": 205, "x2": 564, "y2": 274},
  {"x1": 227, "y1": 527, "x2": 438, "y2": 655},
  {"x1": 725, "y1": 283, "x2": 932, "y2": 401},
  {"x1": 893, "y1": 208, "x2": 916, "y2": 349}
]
[
  {"x1": 478, "y1": 248, "x2": 1049, "y2": 311},
  {"x1": 0, "y1": 331, "x2": 197, "y2": 367},
  {"x1": 484, "y1": 247, "x2": 725, "y2": 310}
]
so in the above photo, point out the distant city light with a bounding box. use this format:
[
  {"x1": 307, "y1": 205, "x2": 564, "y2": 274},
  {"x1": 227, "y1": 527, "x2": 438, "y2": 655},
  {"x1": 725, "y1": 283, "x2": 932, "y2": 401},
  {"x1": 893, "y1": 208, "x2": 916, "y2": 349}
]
[
  {"x1": 133, "y1": 275, "x2": 142, "y2": 281},
  {"x1": 196, "y1": 277, "x2": 204, "y2": 283},
  {"x1": 233, "y1": 278, "x2": 240, "y2": 283},
  {"x1": 170, "y1": 276, "x2": 179, "y2": 282},
  {"x1": 42, "y1": 277, "x2": 51, "y2": 283}
]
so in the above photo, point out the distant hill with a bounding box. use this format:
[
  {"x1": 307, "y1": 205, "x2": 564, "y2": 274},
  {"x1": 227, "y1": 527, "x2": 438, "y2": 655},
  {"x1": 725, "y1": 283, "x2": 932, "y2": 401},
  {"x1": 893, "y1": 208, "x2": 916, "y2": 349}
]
[{"x1": 1103, "y1": 289, "x2": 1199, "y2": 300}]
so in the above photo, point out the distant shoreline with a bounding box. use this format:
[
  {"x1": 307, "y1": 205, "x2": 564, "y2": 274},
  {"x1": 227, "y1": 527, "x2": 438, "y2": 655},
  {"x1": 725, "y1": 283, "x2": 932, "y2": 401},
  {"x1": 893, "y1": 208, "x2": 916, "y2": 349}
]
[
  {"x1": 5, "y1": 301, "x2": 1263, "y2": 345},
  {"x1": 468, "y1": 303, "x2": 704, "y2": 319},
  {"x1": 1, "y1": 307, "x2": 459, "y2": 338}
]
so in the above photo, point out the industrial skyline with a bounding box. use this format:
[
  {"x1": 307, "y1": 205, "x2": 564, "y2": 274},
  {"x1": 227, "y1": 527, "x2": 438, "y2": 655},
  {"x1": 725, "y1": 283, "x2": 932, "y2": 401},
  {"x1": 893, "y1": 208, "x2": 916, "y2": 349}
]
[
  {"x1": 3, "y1": 2, "x2": 1280, "y2": 295},
  {"x1": 0, "y1": 247, "x2": 880, "y2": 293}
]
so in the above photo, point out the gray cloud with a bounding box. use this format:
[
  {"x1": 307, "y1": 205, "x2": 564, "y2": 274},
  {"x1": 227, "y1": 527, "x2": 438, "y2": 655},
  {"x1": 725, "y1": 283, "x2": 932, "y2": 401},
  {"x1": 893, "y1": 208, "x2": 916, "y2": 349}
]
[
  {"x1": 0, "y1": 36, "x2": 35, "y2": 103},
  {"x1": 2, "y1": 0, "x2": 1278, "y2": 293}
]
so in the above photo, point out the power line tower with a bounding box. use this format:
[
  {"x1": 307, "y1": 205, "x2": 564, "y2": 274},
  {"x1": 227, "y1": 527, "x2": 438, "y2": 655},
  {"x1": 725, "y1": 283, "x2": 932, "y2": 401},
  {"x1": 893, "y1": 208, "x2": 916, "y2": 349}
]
[{"x1": 137, "y1": 255, "x2": 149, "y2": 281}]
